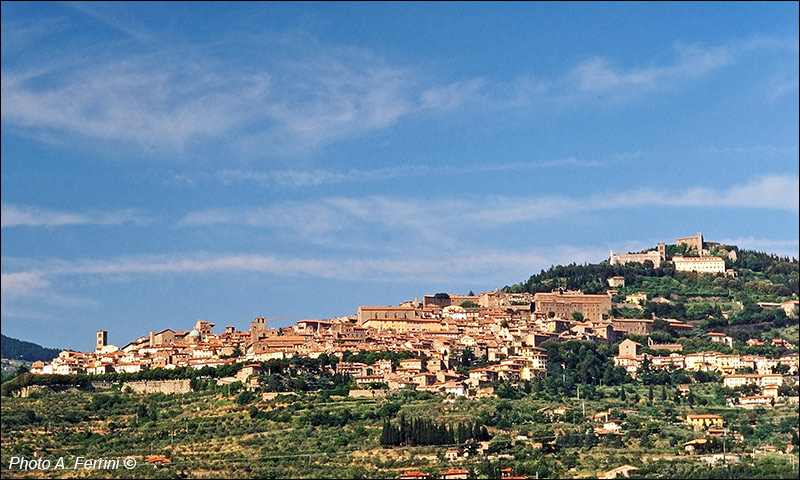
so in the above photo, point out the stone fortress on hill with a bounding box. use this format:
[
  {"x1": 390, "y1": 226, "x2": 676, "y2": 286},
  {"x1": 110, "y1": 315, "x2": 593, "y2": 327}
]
[
  {"x1": 27, "y1": 232, "x2": 798, "y2": 401},
  {"x1": 609, "y1": 232, "x2": 736, "y2": 275}
]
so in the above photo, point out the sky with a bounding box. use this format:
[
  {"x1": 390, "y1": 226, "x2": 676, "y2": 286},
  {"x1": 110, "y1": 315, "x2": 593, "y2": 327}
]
[{"x1": 1, "y1": 2, "x2": 798, "y2": 351}]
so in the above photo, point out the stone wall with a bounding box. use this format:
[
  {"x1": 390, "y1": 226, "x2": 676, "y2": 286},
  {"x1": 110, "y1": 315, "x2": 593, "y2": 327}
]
[{"x1": 124, "y1": 378, "x2": 192, "y2": 395}]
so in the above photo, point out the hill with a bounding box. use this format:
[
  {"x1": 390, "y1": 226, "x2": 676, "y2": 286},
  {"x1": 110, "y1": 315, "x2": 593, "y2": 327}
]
[
  {"x1": 1, "y1": 334, "x2": 61, "y2": 363},
  {"x1": 504, "y1": 245, "x2": 799, "y2": 341}
]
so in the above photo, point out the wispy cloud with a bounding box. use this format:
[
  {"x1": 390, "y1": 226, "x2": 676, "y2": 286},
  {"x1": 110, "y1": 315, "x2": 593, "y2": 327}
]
[
  {"x1": 175, "y1": 174, "x2": 798, "y2": 250},
  {"x1": 764, "y1": 73, "x2": 799, "y2": 104},
  {"x1": 3, "y1": 21, "x2": 793, "y2": 156},
  {"x1": 420, "y1": 78, "x2": 489, "y2": 110},
  {"x1": 1, "y1": 272, "x2": 49, "y2": 297},
  {"x1": 1, "y1": 28, "x2": 415, "y2": 153},
  {"x1": 565, "y1": 43, "x2": 734, "y2": 102},
  {"x1": 718, "y1": 237, "x2": 799, "y2": 257},
  {"x1": 1, "y1": 61, "x2": 273, "y2": 150},
  {"x1": 169, "y1": 156, "x2": 607, "y2": 188},
  {"x1": 66, "y1": 1, "x2": 154, "y2": 43},
  {"x1": 0, "y1": 244, "x2": 610, "y2": 300},
  {"x1": 472, "y1": 174, "x2": 799, "y2": 225},
  {"x1": 1, "y1": 204, "x2": 144, "y2": 228}
]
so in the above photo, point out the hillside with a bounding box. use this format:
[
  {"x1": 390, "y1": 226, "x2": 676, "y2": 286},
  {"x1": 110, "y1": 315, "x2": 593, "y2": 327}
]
[
  {"x1": 1, "y1": 334, "x2": 61, "y2": 363},
  {"x1": 505, "y1": 245, "x2": 799, "y2": 342},
  {"x1": 1, "y1": 380, "x2": 797, "y2": 479}
]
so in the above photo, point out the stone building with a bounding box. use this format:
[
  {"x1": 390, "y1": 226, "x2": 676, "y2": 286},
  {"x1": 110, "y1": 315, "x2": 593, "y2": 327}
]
[
  {"x1": 676, "y1": 232, "x2": 704, "y2": 252},
  {"x1": 672, "y1": 256, "x2": 726, "y2": 274},
  {"x1": 533, "y1": 291, "x2": 611, "y2": 323},
  {"x1": 609, "y1": 249, "x2": 663, "y2": 268}
]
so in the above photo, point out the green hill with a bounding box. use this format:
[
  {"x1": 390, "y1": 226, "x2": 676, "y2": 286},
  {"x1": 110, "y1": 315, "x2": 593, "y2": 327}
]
[
  {"x1": 505, "y1": 245, "x2": 799, "y2": 342},
  {"x1": 1, "y1": 334, "x2": 61, "y2": 363}
]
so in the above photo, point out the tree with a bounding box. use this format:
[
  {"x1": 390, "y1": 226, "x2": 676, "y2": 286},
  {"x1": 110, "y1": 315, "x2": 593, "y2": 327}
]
[
  {"x1": 236, "y1": 390, "x2": 255, "y2": 405},
  {"x1": 572, "y1": 312, "x2": 584, "y2": 322}
]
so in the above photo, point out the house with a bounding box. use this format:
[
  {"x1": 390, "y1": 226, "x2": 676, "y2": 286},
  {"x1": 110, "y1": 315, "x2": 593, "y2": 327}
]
[
  {"x1": 398, "y1": 471, "x2": 430, "y2": 479},
  {"x1": 597, "y1": 465, "x2": 638, "y2": 479},
  {"x1": 771, "y1": 338, "x2": 793, "y2": 349},
  {"x1": 618, "y1": 338, "x2": 641, "y2": 358},
  {"x1": 592, "y1": 411, "x2": 611, "y2": 423},
  {"x1": 683, "y1": 438, "x2": 708, "y2": 454},
  {"x1": 612, "y1": 318, "x2": 654, "y2": 336},
  {"x1": 607, "y1": 276, "x2": 626, "y2": 288},
  {"x1": 685, "y1": 414, "x2": 723, "y2": 431},
  {"x1": 739, "y1": 395, "x2": 773, "y2": 406},
  {"x1": 236, "y1": 363, "x2": 263, "y2": 382},
  {"x1": 440, "y1": 469, "x2": 468, "y2": 480},
  {"x1": 399, "y1": 358, "x2": 425, "y2": 372},
  {"x1": 723, "y1": 374, "x2": 783, "y2": 389},
  {"x1": 625, "y1": 292, "x2": 648, "y2": 306},
  {"x1": 444, "y1": 449, "x2": 459, "y2": 461},
  {"x1": 553, "y1": 406, "x2": 573, "y2": 416},
  {"x1": 707, "y1": 332, "x2": 733, "y2": 348}
]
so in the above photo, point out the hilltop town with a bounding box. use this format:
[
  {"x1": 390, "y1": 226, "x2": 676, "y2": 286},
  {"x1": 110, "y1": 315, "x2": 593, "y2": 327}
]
[
  {"x1": 25, "y1": 233, "x2": 799, "y2": 406},
  {"x1": 4, "y1": 233, "x2": 799, "y2": 479}
]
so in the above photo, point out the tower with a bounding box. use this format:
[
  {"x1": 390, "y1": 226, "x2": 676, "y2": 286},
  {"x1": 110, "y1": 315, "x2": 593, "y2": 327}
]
[{"x1": 96, "y1": 330, "x2": 108, "y2": 350}]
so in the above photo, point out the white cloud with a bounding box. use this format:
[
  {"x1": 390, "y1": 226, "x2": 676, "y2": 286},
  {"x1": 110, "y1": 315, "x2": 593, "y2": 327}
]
[
  {"x1": 718, "y1": 237, "x2": 799, "y2": 258},
  {"x1": 200, "y1": 157, "x2": 606, "y2": 188},
  {"x1": 0, "y1": 245, "x2": 610, "y2": 300},
  {"x1": 176, "y1": 174, "x2": 799, "y2": 246},
  {"x1": 420, "y1": 78, "x2": 488, "y2": 110},
  {"x1": 1, "y1": 63, "x2": 272, "y2": 150},
  {"x1": 3, "y1": 25, "x2": 791, "y2": 156},
  {"x1": 567, "y1": 43, "x2": 734, "y2": 101},
  {"x1": 1, "y1": 272, "x2": 49, "y2": 296},
  {"x1": 1, "y1": 204, "x2": 143, "y2": 228}
]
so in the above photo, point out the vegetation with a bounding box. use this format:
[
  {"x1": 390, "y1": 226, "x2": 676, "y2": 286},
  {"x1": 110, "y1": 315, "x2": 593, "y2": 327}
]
[
  {"x1": 505, "y1": 246, "x2": 798, "y2": 336},
  {"x1": 1, "y1": 244, "x2": 797, "y2": 478},
  {"x1": 1, "y1": 377, "x2": 796, "y2": 479},
  {"x1": 1, "y1": 334, "x2": 61, "y2": 363}
]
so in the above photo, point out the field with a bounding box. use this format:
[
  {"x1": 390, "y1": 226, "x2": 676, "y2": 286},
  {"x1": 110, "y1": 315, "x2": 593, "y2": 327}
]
[{"x1": 2, "y1": 380, "x2": 798, "y2": 479}]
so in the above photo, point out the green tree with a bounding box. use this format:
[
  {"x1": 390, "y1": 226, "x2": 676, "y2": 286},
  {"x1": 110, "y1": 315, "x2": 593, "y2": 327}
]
[{"x1": 236, "y1": 390, "x2": 255, "y2": 405}]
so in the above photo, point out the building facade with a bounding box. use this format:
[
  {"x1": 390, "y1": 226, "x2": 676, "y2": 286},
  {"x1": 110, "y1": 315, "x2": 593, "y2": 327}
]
[
  {"x1": 533, "y1": 291, "x2": 611, "y2": 323},
  {"x1": 672, "y1": 256, "x2": 726, "y2": 274},
  {"x1": 609, "y1": 250, "x2": 662, "y2": 268}
]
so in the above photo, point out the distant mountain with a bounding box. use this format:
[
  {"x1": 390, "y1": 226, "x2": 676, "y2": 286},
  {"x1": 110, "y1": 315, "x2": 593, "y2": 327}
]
[{"x1": 1, "y1": 334, "x2": 61, "y2": 362}]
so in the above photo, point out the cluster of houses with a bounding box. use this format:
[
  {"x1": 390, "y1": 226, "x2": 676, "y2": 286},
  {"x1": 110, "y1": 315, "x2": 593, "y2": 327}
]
[
  {"x1": 613, "y1": 337, "x2": 797, "y2": 405},
  {"x1": 29, "y1": 289, "x2": 630, "y2": 392},
  {"x1": 28, "y1": 280, "x2": 798, "y2": 402}
]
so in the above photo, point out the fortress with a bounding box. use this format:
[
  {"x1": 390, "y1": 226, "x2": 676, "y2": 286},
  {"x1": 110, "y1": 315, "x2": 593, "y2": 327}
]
[{"x1": 609, "y1": 247, "x2": 664, "y2": 268}]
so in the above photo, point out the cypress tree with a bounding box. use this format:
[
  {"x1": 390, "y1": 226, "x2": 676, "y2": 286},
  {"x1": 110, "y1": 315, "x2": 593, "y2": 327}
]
[{"x1": 380, "y1": 420, "x2": 389, "y2": 446}]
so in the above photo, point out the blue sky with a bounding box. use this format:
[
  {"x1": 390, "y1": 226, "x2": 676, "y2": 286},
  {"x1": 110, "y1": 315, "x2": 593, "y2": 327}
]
[{"x1": 2, "y1": 2, "x2": 798, "y2": 351}]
